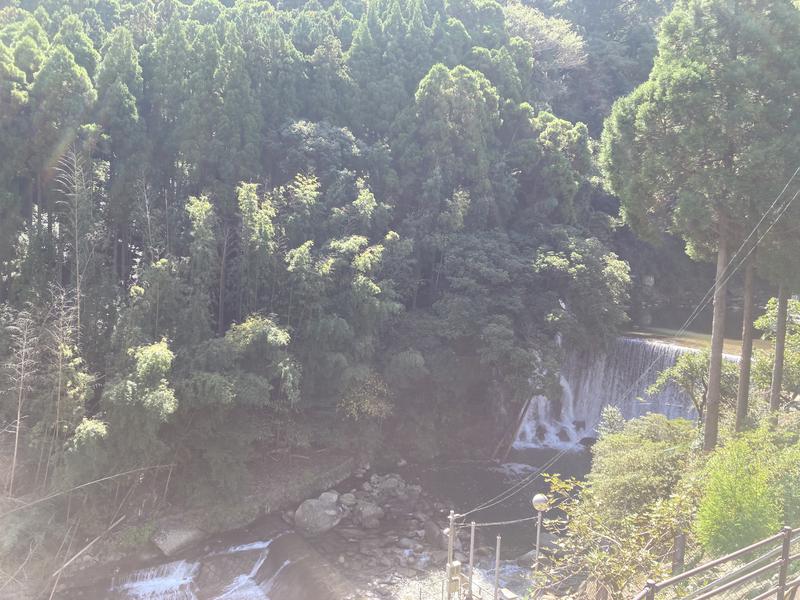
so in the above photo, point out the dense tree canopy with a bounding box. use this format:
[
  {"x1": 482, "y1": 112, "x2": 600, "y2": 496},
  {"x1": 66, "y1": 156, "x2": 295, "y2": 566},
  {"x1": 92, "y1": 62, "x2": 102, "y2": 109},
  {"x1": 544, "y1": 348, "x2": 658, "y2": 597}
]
[
  {"x1": 1, "y1": 2, "x2": 799, "y2": 596},
  {"x1": 0, "y1": 0, "x2": 635, "y2": 499}
]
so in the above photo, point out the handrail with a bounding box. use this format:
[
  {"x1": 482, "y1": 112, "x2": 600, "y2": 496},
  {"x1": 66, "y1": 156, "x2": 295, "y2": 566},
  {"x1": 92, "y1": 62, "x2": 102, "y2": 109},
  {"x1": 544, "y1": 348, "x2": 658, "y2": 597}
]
[
  {"x1": 751, "y1": 586, "x2": 781, "y2": 600},
  {"x1": 654, "y1": 532, "x2": 783, "y2": 590},
  {"x1": 681, "y1": 545, "x2": 784, "y2": 599},
  {"x1": 690, "y1": 559, "x2": 781, "y2": 600},
  {"x1": 632, "y1": 525, "x2": 798, "y2": 599}
]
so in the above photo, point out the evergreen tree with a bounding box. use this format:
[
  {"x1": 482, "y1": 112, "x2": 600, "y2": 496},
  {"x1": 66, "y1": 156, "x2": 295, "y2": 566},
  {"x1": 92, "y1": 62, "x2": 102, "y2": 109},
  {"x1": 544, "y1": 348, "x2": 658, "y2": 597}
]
[{"x1": 601, "y1": 0, "x2": 800, "y2": 449}]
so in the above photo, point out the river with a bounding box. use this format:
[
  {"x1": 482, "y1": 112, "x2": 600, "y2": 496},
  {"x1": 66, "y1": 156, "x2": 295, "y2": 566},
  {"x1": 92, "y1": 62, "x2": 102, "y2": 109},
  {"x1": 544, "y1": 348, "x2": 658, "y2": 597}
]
[{"x1": 57, "y1": 336, "x2": 699, "y2": 599}]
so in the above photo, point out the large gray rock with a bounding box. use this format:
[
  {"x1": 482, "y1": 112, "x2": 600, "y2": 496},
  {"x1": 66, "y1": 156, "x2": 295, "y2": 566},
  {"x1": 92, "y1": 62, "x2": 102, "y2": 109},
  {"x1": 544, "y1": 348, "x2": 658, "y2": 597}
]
[
  {"x1": 319, "y1": 490, "x2": 339, "y2": 504},
  {"x1": 151, "y1": 526, "x2": 205, "y2": 557},
  {"x1": 355, "y1": 501, "x2": 385, "y2": 529},
  {"x1": 424, "y1": 519, "x2": 445, "y2": 548},
  {"x1": 378, "y1": 476, "x2": 402, "y2": 492},
  {"x1": 294, "y1": 496, "x2": 343, "y2": 536},
  {"x1": 339, "y1": 493, "x2": 357, "y2": 507}
]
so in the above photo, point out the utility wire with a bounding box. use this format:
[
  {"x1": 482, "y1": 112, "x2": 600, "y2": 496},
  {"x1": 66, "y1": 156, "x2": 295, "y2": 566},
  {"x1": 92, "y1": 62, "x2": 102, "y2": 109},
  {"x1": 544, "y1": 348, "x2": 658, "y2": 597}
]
[
  {"x1": 457, "y1": 450, "x2": 566, "y2": 518},
  {"x1": 455, "y1": 168, "x2": 800, "y2": 521}
]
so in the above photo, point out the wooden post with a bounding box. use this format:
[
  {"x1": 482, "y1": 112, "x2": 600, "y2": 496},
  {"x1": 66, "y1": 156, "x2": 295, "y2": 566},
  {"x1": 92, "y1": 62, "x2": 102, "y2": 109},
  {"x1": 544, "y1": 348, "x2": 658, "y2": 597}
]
[
  {"x1": 494, "y1": 536, "x2": 501, "y2": 600},
  {"x1": 672, "y1": 533, "x2": 686, "y2": 575},
  {"x1": 778, "y1": 526, "x2": 793, "y2": 600},
  {"x1": 447, "y1": 561, "x2": 462, "y2": 596},
  {"x1": 645, "y1": 579, "x2": 657, "y2": 600}
]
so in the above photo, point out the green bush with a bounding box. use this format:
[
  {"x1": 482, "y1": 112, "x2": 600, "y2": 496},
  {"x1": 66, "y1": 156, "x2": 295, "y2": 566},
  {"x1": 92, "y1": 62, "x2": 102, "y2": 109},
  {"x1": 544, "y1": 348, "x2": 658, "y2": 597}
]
[
  {"x1": 696, "y1": 432, "x2": 782, "y2": 555},
  {"x1": 589, "y1": 413, "x2": 696, "y2": 520},
  {"x1": 776, "y1": 442, "x2": 800, "y2": 527},
  {"x1": 540, "y1": 414, "x2": 701, "y2": 598}
]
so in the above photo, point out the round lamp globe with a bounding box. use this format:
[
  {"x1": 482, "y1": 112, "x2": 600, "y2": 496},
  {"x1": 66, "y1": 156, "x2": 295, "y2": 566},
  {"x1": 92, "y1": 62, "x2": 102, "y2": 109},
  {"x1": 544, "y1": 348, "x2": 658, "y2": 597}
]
[{"x1": 532, "y1": 493, "x2": 549, "y2": 512}]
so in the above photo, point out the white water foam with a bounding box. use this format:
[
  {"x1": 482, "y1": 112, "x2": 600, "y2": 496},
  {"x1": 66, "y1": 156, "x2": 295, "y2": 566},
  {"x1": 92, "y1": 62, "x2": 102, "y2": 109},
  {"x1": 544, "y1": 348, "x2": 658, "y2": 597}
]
[
  {"x1": 109, "y1": 535, "x2": 292, "y2": 599},
  {"x1": 113, "y1": 559, "x2": 200, "y2": 599},
  {"x1": 514, "y1": 337, "x2": 705, "y2": 450},
  {"x1": 215, "y1": 545, "x2": 291, "y2": 600},
  {"x1": 215, "y1": 549, "x2": 272, "y2": 599},
  {"x1": 259, "y1": 559, "x2": 291, "y2": 597}
]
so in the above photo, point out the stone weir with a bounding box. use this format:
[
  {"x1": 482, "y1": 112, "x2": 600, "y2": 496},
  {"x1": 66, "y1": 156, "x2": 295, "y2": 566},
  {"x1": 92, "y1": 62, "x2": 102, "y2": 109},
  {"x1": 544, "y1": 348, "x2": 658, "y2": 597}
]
[{"x1": 514, "y1": 336, "x2": 705, "y2": 449}]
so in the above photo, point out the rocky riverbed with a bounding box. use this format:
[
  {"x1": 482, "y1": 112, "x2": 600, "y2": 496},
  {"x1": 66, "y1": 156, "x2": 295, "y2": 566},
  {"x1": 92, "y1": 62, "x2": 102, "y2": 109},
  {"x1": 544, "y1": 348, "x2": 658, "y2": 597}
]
[
  {"x1": 287, "y1": 467, "x2": 538, "y2": 599},
  {"x1": 53, "y1": 449, "x2": 589, "y2": 599}
]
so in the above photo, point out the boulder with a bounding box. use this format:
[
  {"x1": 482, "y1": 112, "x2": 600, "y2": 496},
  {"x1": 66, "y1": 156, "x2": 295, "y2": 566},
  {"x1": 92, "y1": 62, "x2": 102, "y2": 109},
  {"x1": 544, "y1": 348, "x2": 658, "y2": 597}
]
[
  {"x1": 355, "y1": 501, "x2": 385, "y2": 529},
  {"x1": 424, "y1": 520, "x2": 445, "y2": 548},
  {"x1": 319, "y1": 490, "x2": 339, "y2": 504},
  {"x1": 378, "y1": 476, "x2": 402, "y2": 493},
  {"x1": 294, "y1": 497, "x2": 342, "y2": 536},
  {"x1": 339, "y1": 493, "x2": 357, "y2": 507},
  {"x1": 151, "y1": 526, "x2": 205, "y2": 557}
]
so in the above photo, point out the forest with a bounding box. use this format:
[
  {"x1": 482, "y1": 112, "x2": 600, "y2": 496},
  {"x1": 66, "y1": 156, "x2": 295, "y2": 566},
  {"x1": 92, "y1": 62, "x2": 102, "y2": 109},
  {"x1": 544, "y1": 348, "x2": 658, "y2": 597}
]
[
  {"x1": 0, "y1": 0, "x2": 645, "y2": 498},
  {"x1": 1, "y1": 0, "x2": 800, "y2": 598}
]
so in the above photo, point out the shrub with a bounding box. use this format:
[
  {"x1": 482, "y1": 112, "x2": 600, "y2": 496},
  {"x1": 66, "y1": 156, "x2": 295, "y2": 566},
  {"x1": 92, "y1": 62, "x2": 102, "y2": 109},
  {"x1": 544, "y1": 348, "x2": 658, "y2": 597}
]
[
  {"x1": 696, "y1": 432, "x2": 782, "y2": 555},
  {"x1": 775, "y1": 441, "x2": 800, "y2": 527},
  {"x1": 539, "y1": 414, "x2": 700, "y2": 598},
  {"x1": 589, "y1": 413, "x2": 696, "y2": 520}
]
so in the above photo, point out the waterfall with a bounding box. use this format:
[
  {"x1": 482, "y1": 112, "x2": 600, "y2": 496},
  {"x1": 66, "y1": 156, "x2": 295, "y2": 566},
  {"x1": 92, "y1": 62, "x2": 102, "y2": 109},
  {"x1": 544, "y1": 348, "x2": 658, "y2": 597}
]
[
  {"x1": 106, "y1": 535, "x2": 290, "y2": 600},
  {"x1": 62, "y1": 524, "x2": 349, "y2": 600},
  {"x1": 111, "y1": 559, "x2": 200, "y2": 599},
  {"x1": 514, "y1": 337, "x2": 702, "y2": 450}
]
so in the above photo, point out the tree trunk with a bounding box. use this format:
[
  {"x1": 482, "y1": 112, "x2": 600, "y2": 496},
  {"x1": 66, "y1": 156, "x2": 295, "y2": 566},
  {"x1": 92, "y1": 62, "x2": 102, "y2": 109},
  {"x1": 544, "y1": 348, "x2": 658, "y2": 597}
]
[
  {"x1": 8, "y1": 328, "x2": 29, "y2": 496},
  {"x1": 704, "y1": 229, "x2": 729, "y2": 451},
  {"x1": 735, "y1": 251, "x2": 755, "y2": 431},
  {"x1": 769, "y1": 284, "x2": 790, "y2": 413},
  {"x1": 217, "y1": 229, "x2": 229, "y2": 337}
]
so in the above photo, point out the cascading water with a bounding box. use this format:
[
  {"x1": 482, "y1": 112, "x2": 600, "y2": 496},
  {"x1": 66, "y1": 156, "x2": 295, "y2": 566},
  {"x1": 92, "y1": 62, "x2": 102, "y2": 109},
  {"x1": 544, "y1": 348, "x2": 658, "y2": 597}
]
[
  {"x1": 61, "y1": 525, "x2": 350, "y2": 600},
  {"x1": 112, "y1": 560, "x2": 200, "y2": 599},
  {"x1": 515, "y1": 337, "x2": 702, "y2": 450}
]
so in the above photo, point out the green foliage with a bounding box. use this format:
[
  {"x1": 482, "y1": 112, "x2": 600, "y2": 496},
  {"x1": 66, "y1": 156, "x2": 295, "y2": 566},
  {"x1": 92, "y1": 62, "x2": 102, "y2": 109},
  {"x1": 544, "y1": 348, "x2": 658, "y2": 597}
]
[
  {"x1": 752, "y1": 298, "x2": 800, "y2": 410},
  {"x1": 0, "y1": 0, "x2": 651, "y2": 538},
  {"x1": 588, "y1": 414, "x2": 696, "y2": 520},
  {"x1": 338, "y1": 367, "x2": 393, "y2": 421},
  {"x1": 542, "y1": 414, "x2": 700, "y2": 598},
  {"x1": 696, "y1": 431, "x2": 782, "y2": 555},
  {"x1": 601, "y1": 0, "x2": 800, "y2": 254},
  {"x1": 113, "y1": 522, "x2": 157, "y2": 551},
  {"x1": 648, "y1": 350, "x2": 738, "y2": 420},
  {"x1": 102, "y1": 340, "x2": 177, "y2": 469},
  {"x1": 596, "y1": 404, "x2": 625, "y2": 438},
  {"x1": 775, "y1": 437, "x2": 800, "y2": 528}
]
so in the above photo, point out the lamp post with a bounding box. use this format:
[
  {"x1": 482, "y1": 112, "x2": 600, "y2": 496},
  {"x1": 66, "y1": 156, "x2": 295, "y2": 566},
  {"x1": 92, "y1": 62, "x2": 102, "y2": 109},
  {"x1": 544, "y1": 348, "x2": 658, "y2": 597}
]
[{"x1": 532, "y1": 493, "x2": 549, "y2": 572}]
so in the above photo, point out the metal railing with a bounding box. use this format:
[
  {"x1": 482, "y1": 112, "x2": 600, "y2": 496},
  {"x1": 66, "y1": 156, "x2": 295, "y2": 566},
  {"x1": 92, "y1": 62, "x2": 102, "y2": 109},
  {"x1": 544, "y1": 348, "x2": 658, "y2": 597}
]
[{"x1": 632, "y1": 526, "x2": 800, "y2": 600}]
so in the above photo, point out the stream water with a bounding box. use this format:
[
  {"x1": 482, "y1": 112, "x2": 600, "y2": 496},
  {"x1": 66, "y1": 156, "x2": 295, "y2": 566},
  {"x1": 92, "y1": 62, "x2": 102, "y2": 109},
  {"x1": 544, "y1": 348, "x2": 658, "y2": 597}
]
[
  {"x1": 58, "y1": 516, "x2": 352, "y2": 600},
  {"x1": 57, "y1": 336, "x2": 697, "y2": 599}
]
